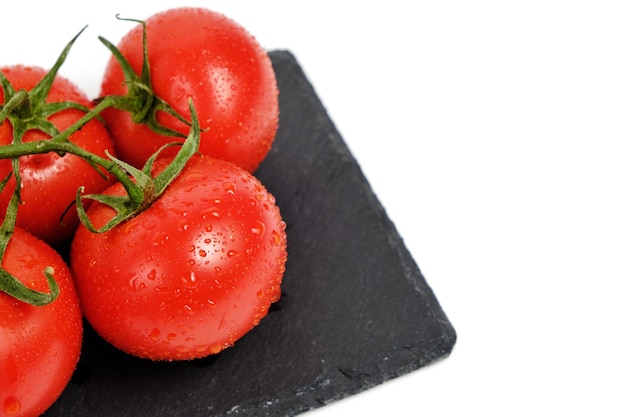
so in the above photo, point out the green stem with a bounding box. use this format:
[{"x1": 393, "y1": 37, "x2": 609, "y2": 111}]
[
  {"x1": 0, "y1": 192, "x2": 60, "y2": 306},
  {"x1": 0, "y1": 90, "x2": 28, "y2": 123},
  {"x1": 0, "y1": 173, "x2": 59, "y2": 306},
  {"x1": 0, "y1": 131, "x2": 140, "y2": 200}
]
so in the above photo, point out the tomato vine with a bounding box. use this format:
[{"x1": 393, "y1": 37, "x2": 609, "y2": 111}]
[{"x1": 0, "y1": 17, "x2": 199, "y2": 306}]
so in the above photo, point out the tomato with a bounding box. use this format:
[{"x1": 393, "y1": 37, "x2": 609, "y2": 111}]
[
  {"x1": 99, "y1": 7, "x2": 279, "y2": 173},
  {"x1": 0, "y1": 65, "x2": 116, "y2": 246},
  {"x1": 0, "y1": 227, "x2": 82, "y2": 417},
  {"x1": 70, "y1": 155, "x2": 287, "y2": 360}
]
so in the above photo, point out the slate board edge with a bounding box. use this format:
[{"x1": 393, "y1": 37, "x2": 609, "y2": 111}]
[{"x1": 224, "y1": 50, "x2": 458, "y2": 416}]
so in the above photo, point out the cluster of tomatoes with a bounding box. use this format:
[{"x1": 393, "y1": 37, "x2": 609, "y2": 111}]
[{"x1": 0, "y1": 7, "x2": 287, "y2": 417}]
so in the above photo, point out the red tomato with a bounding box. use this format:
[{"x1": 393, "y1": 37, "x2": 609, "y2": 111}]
[
  {"x1": 99, "y1": 7, "x2": 279, "y2": 173},
  {"x1": 0, "y1": 65, "x2": 116, "y2": 246},
  {"x1": 0, "y1": 227, "x2": 83, "y2": 417},
  {"x1": 70, "y1": 155, "x2": 287, "y2": 360}
]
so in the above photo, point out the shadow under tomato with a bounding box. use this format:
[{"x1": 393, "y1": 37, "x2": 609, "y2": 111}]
[{"x1": 69, "y1": 292, "x2": 288, "y2": 384}]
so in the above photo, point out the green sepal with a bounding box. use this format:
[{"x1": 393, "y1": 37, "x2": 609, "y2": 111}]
[
  {"x1": 0, "y1": 26, "x2": 91, "y2": 143},
  {"x1": 75, "y1": 99, "x2": 201, "y2": 234},
  {"x1": 96, "y1": 15, "x2": 191, "y2": 138}
]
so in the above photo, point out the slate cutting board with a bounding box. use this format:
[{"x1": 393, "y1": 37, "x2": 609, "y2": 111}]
[{"x1": 44, "y1": 50, "x2": 456, "y2": 417}]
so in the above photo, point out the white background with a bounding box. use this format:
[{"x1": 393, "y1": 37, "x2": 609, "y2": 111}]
[{"x1": 2, "y1": 1, "x2": 625, "y2": 416}]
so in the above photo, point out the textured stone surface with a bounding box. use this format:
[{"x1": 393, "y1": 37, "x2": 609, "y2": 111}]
[{"x1": 44, "y1": 50, "x2": 456, "y2": 417}]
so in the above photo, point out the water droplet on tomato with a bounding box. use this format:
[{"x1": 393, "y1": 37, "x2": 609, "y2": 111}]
[
  {"x1": 271, "y1": 230, "x2": 283, "y2": 246},
  {"x1": 147, "y1": 269, "x2": 157, "y2": 280},
  {"x1": 270, "y1": 288, "x2": 282, "y2": 303},
  {"x1": 129, "y1": 277, "x2": 142, "y2": 292},
  {"x1": 227, "y1": 250, "x2": 238, "y2": 258},
  {"x1": 223, "y1": 182, "x2": 236, "y2": 195},
  {"x1": 182, "y1": 272, "x2": 198, "y2": 289},
  {"x1": 183, "y1": 304, "x2": 195, "y2": 315},
  {"x1": 207, "y1": 299, "x2": 217, "y2": 308},
  {"x1": 201, "y1": 206, "x2": 221, "y2": 219},
  {"x1": 119, "y1": 221, "x2": 135, "y2": 236},
  {"x1": 3, "y1": 396, "x2": 20, "y2": 415},
  {"x1": 169, "y1": 205, "x2": 189, "y2": 217},
  {"x1": 256, "y1": 289, "x2": 264, "y2": 300},
  {"x1": 167, "y1": 333, "x2": 176, "y2": 341},
  {"x1": 251, "y1": 221, "x2": 265, "y2": 237},
  {"x1": 149, "y1": 329, "x2": 161, "y2": 341},
  {"x1": 152, "y1": 231, "x2": 170, "y2": 247},
  {"x1": 210, "y1": 343, "x2": 222, "y2": 354},
  {"x1": 194, "y1": 344, "x2": 209, "y2": 353},
  {"x1": 184, "y1": 172, "x2": 207, "y2": 184}
]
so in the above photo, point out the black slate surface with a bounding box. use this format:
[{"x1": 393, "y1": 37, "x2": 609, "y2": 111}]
[{"x1": 44, "y1": 50, "x2": 456, "y2": 417}]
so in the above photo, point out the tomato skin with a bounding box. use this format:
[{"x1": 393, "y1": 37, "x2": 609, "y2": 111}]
[
  {"x1": 0, "y1": 227, "x2": 82, "y2": 417},
  {"x1": 0, "y1": 65, "x2": 116, "y2": 246},
  {"x1": 70, "y1": 155, "x2": 287, "y2": 360},
  {"x1": 100, "y1": 7, "x2": 279, "y2": 173}
]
